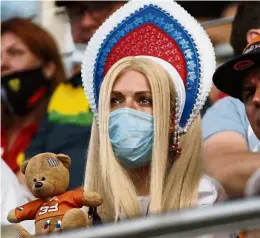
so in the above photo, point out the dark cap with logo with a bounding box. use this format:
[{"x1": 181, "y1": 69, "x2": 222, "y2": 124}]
[{"x1": 213, "y1": 36, "x2": 260, "y2": 100}]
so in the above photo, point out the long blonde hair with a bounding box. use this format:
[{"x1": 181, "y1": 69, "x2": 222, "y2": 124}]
[{"x1": 84, "y1": 57, "x2": 202, "y2": 221}]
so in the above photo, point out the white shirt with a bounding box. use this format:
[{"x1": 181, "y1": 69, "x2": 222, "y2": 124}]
[
  {"x1": 120, "y1": 175, "x2": 226, "y2": 218},
  {"x1": 120, "y1": 175, "x2": 231, "y2": 238},
  {"x1": 1, "y1": 159, "x2": 35, "y2": 233}
]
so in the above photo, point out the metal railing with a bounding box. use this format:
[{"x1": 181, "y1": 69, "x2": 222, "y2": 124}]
[
  {"x1": 41, "y1": 197, "x2": 260, "y2": 238},
  {"x1": 201, "y1": 16, "x2": 234, "y2": 28}
]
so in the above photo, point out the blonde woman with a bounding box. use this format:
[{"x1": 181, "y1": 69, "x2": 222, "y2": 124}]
[
  {"x1": 81, "y1": 0, "x2": 227, "y2": 229},
  {"x1": 84, "y1": 57, "x2": 225, "y2": 222}
]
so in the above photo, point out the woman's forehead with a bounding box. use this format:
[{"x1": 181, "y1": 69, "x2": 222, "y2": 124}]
[
  {"x1": 1, "y1": 32, "x2": 25, "y2": 48},
  {"x1": 113, "y1": 70, "x2": 151, "y2": 91}
]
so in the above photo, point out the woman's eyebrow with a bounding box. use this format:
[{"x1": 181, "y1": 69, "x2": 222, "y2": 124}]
[
  {"x1": 111, "y1": 91, "x2": 152, "y2": 96},
  {"x1": 135, "y1": 91, "x2": 152, "y2": 96},
  {"x1": 111, "y1": 91, "x2": 123, "y2": 96}
]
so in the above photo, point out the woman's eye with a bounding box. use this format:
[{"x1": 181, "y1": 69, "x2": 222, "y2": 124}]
[
  {"x1": 139, "y1": 97, "x2": 152, "y2": 105},
  {"x1": 111, "y1": 98, "x2": 121, "y2": 105},
  {"x1": 8, "y1": 48, "x2": 25, "y2": 56}
]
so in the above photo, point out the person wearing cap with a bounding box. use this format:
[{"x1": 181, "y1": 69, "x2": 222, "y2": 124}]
[
  {"x1": 213, "y1": 36, "x2": 260, "y2": 140},
  {"x1": 202, "y1": 2, "x2": 260, "y2": 199}
]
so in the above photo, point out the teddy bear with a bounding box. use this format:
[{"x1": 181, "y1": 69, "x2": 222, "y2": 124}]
[{"x1": 7, "y1": 152, "x2": 103, "y2": 237}]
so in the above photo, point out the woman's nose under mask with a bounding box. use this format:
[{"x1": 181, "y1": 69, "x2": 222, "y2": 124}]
[{"x1": 109, "y1": 108, "x2": 154, "y2": 168}]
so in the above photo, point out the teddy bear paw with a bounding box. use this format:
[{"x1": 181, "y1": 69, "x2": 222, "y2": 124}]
[
  {"x1": 62, "y1": 208, "x2": 87, "y2": 231},
  {"x1": 83, "y1": 191, "x2": 103, "y2": 207},
  {"x1": 7, "y1": 209, "x2": 19, "y2": 223}
]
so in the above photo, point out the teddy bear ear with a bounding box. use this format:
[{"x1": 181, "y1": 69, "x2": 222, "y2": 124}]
[
  {"x1": 56, "y1": 154, "x2": 71, "y2": 169},
  {"x1": 20, "y1": 160, "x2": 30, "y2": 174}
]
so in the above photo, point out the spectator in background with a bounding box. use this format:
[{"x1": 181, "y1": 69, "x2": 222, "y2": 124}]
[
  {"x1": 1, "y1": 18, "x2": 66, "y2": 178},
  {"x1": 213, "y1": 36, "x2": 260, "y2": 238},
  {"x1": 203, "y1": 2, "x2": 260, "y2": 199},
  {"x1": 24, "y1": 1, "x2": 125, "y2": 190},
  {"x1": 213, "y1": 36, "x2": 260, "y2": 140},
  {"x1": 55, "y1": 1, "x2": 125, "y2": 44}
]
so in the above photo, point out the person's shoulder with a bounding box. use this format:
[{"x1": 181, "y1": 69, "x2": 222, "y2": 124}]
[
  {"x1": 205, "y1": 96, "x2": 245, "y2": 116},
  {"x1": 202, "y1": 97, "x2": 249, "y2": 140},
  {"x1": 198, "y1": 175, "x2": 227, "y2": 206}
]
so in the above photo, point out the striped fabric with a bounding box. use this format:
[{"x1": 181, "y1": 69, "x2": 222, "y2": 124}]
[{"x1": 47, "y1": 157, "x2": 60, "y2": 167}]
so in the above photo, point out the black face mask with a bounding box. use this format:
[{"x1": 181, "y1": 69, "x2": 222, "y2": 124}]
[{"x1": 1, "y1": 67, "x2": 51, "y2": 117}]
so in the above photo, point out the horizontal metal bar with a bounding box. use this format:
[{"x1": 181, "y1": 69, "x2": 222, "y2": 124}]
[
  {"x1": 43, "y1": 198, "x2": 260, "y2": 238},
  {"x1": 201, "y1": 16, "x2": 234, "y2": 28},
  {"x1": 54, "y1": 6, "x2": 234, "y2": 29}
]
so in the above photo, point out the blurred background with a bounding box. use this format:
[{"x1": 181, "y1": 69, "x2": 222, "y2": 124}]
[{"x1": 1, "y1": 0, "x2": 238, "y2": 79}]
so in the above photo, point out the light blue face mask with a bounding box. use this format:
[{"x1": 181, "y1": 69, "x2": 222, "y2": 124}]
[{"x1": 109, "y1": 108, "x2": 154, "y2": 169}]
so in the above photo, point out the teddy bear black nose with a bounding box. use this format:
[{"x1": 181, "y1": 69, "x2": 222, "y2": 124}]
[{"x1": 35, "y1": 182, "x2": 43, "y2": 188}]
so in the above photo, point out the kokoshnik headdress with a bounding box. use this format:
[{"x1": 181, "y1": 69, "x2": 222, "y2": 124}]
[{"x1": 81, "y1": 0, "x2": 216, "y2": 151}]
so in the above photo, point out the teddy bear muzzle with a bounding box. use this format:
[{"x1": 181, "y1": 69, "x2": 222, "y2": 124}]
[
  {"x1": 32, "y1": 181, "x2": 55, "y2": 198},
  {"x1": 35, "y1": 182, "x2": 43, "y2": 189}
]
